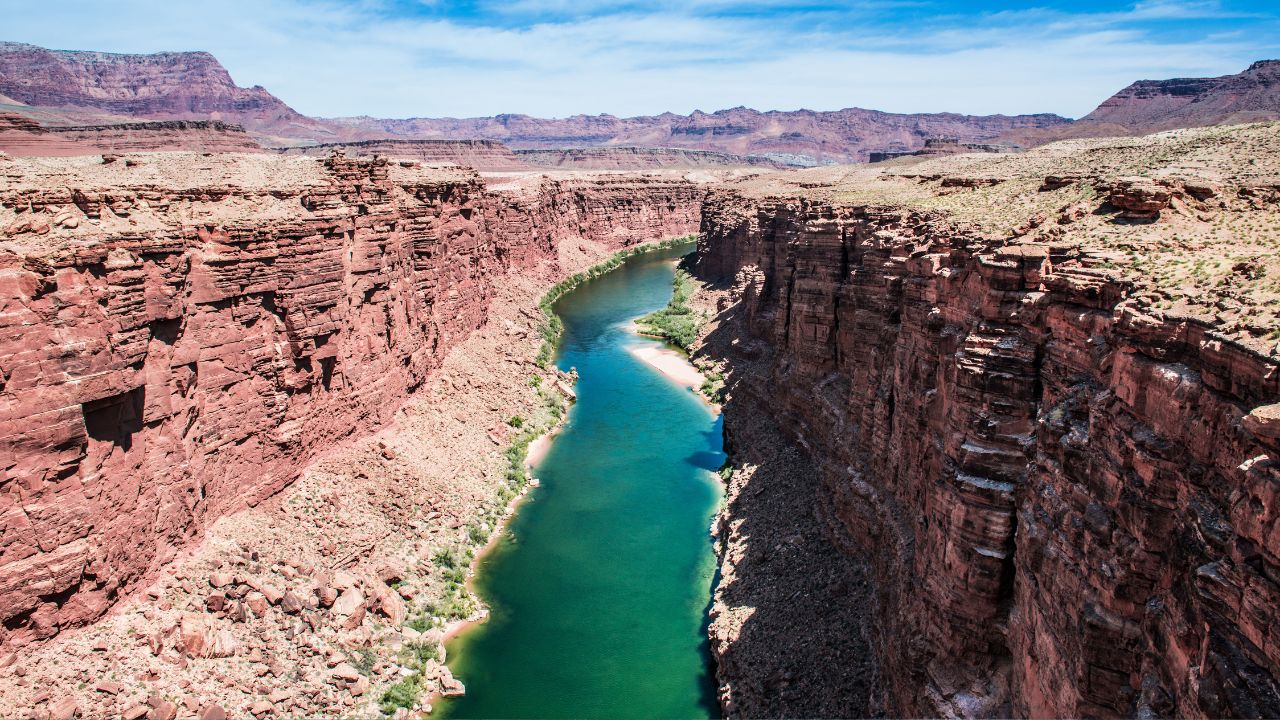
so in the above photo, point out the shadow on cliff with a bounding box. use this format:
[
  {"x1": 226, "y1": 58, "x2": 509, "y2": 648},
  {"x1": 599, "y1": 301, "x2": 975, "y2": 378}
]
[{"x1": 699, "y1": 297, "x2": 881, "y2": 719}]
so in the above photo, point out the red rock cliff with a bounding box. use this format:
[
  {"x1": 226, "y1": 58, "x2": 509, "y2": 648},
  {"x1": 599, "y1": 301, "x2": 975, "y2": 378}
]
[
  {"x1": 0, "y1": 153, "x2": 701, "y2": 648},
  {"x1": 697, "y1": 191, "x2": 1280, "y2": 718}
]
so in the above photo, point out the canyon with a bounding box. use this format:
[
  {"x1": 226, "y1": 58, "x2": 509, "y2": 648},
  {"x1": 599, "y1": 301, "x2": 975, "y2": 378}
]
[
  {"x1": 692, "y1": 122, "x2": 1280, "y2": 718},
  {"x1": 0, "y1": 150, "x2": 703, "y2": 717},
  {"x1": 3, "y1": 35, "x2": 1280, "y2": 720}
]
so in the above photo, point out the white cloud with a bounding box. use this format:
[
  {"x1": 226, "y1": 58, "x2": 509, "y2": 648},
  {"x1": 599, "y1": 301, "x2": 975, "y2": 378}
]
[{"x1": 0, "y1": 0, "x2": 1275, "y2": 119}]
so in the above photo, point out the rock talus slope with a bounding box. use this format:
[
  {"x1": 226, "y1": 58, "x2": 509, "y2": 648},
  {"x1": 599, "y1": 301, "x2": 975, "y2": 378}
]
[
  {"x1": 698, "y1": 123, "x2": 1280, "y2": 718},
  {"x1": 0, "y1": 152, "x2": 702, "y2": 649}
]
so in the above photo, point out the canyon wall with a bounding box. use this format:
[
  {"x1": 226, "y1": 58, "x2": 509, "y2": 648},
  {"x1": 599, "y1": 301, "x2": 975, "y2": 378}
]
[
  {"x1": 0, "y1": 153, "x2": 701, "y2": 649},
  {"x1": 697, "y1": 192, "x2": 1280, "y2": 718},
  {"x1": 277, "y1": 139, "x2": 530, "y2": 171}
]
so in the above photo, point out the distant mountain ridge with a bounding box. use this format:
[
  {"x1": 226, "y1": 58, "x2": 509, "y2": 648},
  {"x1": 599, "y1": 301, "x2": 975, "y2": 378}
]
[
  {"x1": 1081, "y1": 59, "x2": 1280, "y2": 131},
  {"x1": 2, "y1": 41, "x2": 1278, "y2": 164},
  {"x1": 0, "y1": 41, "x2": 1068, "y2": 163},
  {"x1": 997, "y1": 59, "x2": 1280, "y2": 146},
  {"x1": 326, "y1": 107, "x2": 1069, "y2": 164}
]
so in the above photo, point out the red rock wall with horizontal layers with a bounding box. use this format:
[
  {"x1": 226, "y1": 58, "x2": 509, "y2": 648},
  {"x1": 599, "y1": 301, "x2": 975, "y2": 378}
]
[
  {"x1": 697, "y1": 192, "x2": 1280, "y2": 718},
  {"x1": 0, "y1": 154, "x2": 701, "y2": 648}
]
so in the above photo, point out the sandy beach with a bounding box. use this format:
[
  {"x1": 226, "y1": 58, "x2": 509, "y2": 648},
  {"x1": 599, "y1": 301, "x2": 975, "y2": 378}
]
[
  {"x1": 525, "y1": 432, "x2": 554, "y2": 468},
  {"x1": 628, "y1": 343, "x2": 707, "y2": 390}
]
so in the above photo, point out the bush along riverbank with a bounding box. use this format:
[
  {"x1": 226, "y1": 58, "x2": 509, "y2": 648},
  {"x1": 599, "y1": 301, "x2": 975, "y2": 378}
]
[
  {"x1": 634, "y1": 265, "x2": 704, "y2": 351},
  {"x1": 378, "y1": 376, "x2": 571, "y2": 716},
  {"x1": 536, "y1": 236, "x2": 697, "y2": 367}
]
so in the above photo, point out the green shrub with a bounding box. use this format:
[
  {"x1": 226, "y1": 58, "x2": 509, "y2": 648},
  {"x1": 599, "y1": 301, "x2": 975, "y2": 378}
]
[
  {"x1": 380, "y1": 675, "x2": 421, "y2": 715},
  {"x1": 404, "y1": 640, "x2": 441, "y2": 665},
  {"x1": 432, "y1": 548, "x2": 462, "y2": 569}
]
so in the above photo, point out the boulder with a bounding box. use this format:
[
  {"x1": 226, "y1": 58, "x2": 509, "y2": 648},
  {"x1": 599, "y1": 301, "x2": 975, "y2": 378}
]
[
  {"x1": 280, "y1": 591, "x2": 304, "y2": 614},
  {"x1": 370, "y1": 584, "x2": 407, "y2": 625},
  {"x1": 332, "y1": 588, "x2": 364, "y2": 617},
  {"x1": 197, "y1": 705, "x2": 228, "y2": 720},
  {"x1": 147, "y1": 702, "x2": 178, "y2": 720},
  {"x1": 330, "y1": 663, "x2": 362, "y2": 683},
  {"x1": 179, "y1": 614, "x2": 237, "y2": 658},
  {"x1": 47, "y1": 698, "x2": 79, "y2": 720}
]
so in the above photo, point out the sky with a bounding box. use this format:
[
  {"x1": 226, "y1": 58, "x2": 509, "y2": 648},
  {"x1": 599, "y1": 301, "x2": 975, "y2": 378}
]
[{"x1": 2, "y1": 0, "x2": 1278, "y2": 120}]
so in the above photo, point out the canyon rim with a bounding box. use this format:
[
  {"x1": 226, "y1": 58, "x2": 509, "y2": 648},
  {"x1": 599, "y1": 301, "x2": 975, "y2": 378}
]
[{"x1": 3, "y1": 4, "x2": 1280, "y2": 719}]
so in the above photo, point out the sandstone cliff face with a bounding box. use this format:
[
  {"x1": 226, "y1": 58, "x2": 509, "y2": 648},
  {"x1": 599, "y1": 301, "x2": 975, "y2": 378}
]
[
  {"x1": 0, "y1": 153, "x2": 701, "y2": 648},
  {"x1": 0, "y1": 42, "x2": 330, "y2": 146},
  {"x1": 0, "y1": 113, "x2": 262, "y2": 156},
  {"x1": 697, "y1": 192, "x2": 1280, "y2": 718}
]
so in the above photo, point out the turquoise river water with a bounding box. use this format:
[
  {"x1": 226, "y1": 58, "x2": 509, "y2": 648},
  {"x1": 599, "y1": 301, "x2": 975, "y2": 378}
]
[{"x1": 440, "y1": 244, "x2": 724, "y2": 719}]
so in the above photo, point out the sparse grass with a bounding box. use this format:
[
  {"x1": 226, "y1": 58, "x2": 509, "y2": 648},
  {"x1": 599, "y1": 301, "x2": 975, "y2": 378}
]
[
  {"x1": 349, "y1": 647, "x2": 376, "y2": 676},
  {"x1": 699, "y1": 370, "x2": 725, "y2": 403}
]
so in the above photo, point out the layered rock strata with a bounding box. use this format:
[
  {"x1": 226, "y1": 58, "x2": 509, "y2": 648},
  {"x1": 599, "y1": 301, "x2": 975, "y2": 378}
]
[
  {"x1": 696, "y1": 135, "x2": 1280, "y2": 716},
  {"x1": 276, "y1": 139, "x2": 530, "y2": 171},
  {"x1": 0, "y1": 113, "x2": 262, "y2": 156},
  {"x1": 514, "y1": 147, "x2": 788, "y2": 170},
  {"x1": 0, "y1": 152, "x2": 701, "y2": 649}
]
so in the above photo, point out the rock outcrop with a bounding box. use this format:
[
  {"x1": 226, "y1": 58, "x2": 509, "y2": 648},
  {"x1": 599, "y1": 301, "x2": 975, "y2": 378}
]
[
  {"x1": 696, "y1": 124, "x2": 1280, "y2": 718},
  {"x1": 0, "y1": 152, "x2": 701, "y2": 648}
]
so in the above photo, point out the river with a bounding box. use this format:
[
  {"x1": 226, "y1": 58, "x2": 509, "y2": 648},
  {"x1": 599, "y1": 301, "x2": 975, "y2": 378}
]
[{"x1": 440, "y1": 243, "x2": 724, "y2": 719}]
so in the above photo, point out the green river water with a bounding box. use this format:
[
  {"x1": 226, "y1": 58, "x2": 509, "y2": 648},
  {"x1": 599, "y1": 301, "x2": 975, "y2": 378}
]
[{"x1": 440, "y1": 244, "x2": 724, "y2": 719}]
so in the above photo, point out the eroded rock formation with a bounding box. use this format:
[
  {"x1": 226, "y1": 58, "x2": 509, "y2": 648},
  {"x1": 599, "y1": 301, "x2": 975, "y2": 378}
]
[
  {"x1": 697, "y1": 124, "x2": 1280, "y2": 718},
  {"x1": 0, "y1": 152, "x2": 701, "y2": 649}
]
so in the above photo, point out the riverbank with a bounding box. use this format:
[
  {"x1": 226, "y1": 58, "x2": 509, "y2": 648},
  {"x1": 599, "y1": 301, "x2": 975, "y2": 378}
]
[
  {"x1": 422, "y1": 240, "x2": 704, "y2": 713},
  {"x1": 628, "y1": 344, "x2": 707, "y2": 390}
]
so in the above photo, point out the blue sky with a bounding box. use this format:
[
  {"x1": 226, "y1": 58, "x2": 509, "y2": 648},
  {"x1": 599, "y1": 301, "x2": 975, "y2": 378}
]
[{"x1": 2, "y1": 0, "x2": 1278, "y2": 119}]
